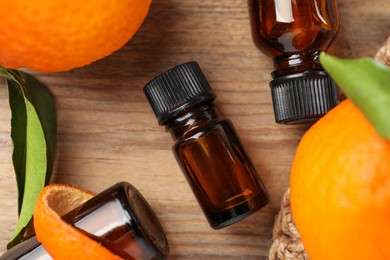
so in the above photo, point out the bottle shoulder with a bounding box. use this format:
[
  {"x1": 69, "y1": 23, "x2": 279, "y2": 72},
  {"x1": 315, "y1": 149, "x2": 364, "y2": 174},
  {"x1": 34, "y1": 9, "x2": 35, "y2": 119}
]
[{"x1": 173, "y1": 118, "x2": 233, "y2": 145}]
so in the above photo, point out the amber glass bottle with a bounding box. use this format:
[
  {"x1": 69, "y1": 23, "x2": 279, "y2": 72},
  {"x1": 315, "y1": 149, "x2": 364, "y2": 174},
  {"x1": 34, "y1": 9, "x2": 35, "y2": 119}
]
[
  {"x1": 248, "y1": 0, "x2": 340, "y2": 124},
  {"x1": 1, "y1": 182, "x2": 169, "y2": 260},
  {"x1": 144, "y1": 61, "x2": 270, "y2": 229}
]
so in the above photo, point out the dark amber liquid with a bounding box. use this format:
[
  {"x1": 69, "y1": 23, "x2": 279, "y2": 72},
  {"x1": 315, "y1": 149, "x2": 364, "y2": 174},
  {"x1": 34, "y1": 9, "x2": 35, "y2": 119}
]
[
  {"x1": 1, "y1": 183, "x2": 168, "y2": 260},
  {"x1": 248, "y1": 0, "x2": 339, "y2": 56},
  {"x1": 168, "y1": 104, "x2": 269, "y2": 229}
]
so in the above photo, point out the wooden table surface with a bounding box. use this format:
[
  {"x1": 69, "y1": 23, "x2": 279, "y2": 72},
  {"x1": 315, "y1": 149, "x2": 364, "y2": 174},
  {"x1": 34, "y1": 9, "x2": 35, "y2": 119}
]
[{"x1": 1, "y1": 1, "x2": 390, "y2": 259}]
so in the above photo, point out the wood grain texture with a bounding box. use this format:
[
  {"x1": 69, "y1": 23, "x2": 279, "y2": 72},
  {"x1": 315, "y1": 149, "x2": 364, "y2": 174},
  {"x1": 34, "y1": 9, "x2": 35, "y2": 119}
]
[{"x1": 1, "y1": 0, "x2": 390, "y2": 258}]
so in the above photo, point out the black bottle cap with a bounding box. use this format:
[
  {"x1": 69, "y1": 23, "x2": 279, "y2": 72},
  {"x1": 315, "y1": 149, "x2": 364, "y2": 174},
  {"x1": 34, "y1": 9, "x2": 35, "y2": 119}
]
[
  {"x1": 144, "y1": 61, "x2": 216, "y2": 125},
  {"x1": 270, "y1": 70, "x2": 338, "y2": 124}
]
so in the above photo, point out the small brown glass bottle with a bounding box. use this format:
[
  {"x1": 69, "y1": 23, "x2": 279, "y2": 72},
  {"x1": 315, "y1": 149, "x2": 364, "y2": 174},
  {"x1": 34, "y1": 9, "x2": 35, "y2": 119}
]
[
  {"x1": 1, "y1": 182, "x2": 169, "y2": 260},
  {"x1": 144, "y1": 62, "x2": 270, "y2": 229},
  {"x1": 248, "y1": 0, "x2": 340, "y2": 124}
]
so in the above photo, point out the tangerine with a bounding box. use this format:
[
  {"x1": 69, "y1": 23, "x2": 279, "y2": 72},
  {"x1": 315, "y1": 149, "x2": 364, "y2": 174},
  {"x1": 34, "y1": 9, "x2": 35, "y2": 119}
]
[
  {"x1": 0, "y1": 0, "x2": 151, "y2": 72},
  {"x1": 290, "y1": 99, "x2": 390, "y2": 259}
]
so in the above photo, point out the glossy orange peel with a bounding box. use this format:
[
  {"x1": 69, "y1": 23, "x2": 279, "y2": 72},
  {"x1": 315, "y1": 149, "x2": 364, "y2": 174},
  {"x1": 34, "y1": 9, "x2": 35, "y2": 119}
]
[
  {"x1": 290, "y1": 99, "x2": 390, "y2": 260},
  {"x1": 0, "y1": 0, "x2": 152, "y2": 72},
  {"x1": 33, "y1": 184, "x2": 123, "y2": 259}
]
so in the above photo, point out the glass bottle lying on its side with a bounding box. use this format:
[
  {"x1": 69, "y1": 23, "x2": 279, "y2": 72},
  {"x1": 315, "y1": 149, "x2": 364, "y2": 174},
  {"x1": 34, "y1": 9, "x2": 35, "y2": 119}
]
[{"x1": 1, "y1": 182, "x2": 169, "y2": 260}]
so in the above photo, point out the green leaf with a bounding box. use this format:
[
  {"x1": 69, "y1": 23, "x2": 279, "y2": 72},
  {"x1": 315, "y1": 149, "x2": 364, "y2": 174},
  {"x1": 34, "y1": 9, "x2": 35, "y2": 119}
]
[
  {"x1": 8, "y1": 76, "x2": 27, "y2": 213},
  {"x1": 0, "y1": 67, "x2": 57, "y2": 248},
  {"x1": 320, "y1": 53, "x2": 390, "y2": 140}
]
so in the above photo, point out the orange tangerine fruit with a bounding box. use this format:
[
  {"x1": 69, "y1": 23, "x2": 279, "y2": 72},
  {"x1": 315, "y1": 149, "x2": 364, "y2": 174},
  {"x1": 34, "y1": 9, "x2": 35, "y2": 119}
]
[
  {"x1": 290, "y1": 99, "x2": 390, "y2": 260},
  {"x1": 0, "y1": 0, "x2": 151, "y2": 72},
  {"x1": 34, "y1": 184, "x2": 122, "y2": 259}
]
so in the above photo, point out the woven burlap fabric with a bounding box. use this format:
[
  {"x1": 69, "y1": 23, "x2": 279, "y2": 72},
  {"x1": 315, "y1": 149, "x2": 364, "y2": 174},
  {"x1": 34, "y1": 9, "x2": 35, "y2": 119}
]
[
  {"x1": 268, "y1": 36, "x2": 390, "y2": 260},
  {"x1": 268, "y1": 189, "x2": 308, "y2": 260},
  {"x1": 376, "y1": 36, "x2": 390, "y2": 65}
]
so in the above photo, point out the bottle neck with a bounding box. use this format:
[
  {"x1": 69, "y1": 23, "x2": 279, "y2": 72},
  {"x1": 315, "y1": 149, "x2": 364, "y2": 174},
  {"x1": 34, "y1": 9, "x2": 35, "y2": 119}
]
[
  {"x1": 271, "y1": 51, "x2": 324, "y2": 78},
  {"x1": 165, "y1": 103, "x2": 221, "y2": 140}
]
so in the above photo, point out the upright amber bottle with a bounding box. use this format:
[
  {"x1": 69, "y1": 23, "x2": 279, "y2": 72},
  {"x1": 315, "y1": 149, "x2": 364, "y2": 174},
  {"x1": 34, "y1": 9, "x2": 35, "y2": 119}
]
[
  {"x1": 144, "y1": 61, "x2": 270, "y2": 229},
  {"x1": 248, "y1": 0, "x2": 340, "y2": 124}
]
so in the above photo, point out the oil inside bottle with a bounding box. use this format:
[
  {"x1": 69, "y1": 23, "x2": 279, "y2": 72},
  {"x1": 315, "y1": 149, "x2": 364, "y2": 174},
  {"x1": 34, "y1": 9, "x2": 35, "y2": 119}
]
[
  {"x1": 170, "y1": 105, "x2": 270, "y2": 229},
  {"x1": 1, "y1": 183, "x2": 168, "y2": 260},
  {"x1": 248, "y1": 0, "x2": 339, "y2": 57}
]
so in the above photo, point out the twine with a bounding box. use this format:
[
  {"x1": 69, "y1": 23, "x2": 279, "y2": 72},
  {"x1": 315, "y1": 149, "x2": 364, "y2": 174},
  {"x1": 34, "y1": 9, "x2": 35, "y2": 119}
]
[
  {"x1": 268, "y1": 36, "x2": 390, "y2": 260},
  {"x1": 375, "y1": 36, "x2": 390, "y2": 66},
  {"x1": 268, "y1": 189, "x2": 308, "y2": 260}
]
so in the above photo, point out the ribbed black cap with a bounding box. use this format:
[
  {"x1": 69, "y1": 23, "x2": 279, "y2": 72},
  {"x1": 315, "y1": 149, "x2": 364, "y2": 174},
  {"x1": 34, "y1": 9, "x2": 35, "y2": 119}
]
[
  {"x1": 144, "y1": 61, "x2": 216, "y2": 125},
  {"x1": 270, "y1": 70, "x2": 338, "y2": 124}
]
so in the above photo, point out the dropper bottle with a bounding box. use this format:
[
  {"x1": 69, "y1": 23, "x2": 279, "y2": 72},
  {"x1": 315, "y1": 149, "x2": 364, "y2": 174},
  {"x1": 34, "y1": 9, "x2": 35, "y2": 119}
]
[
  {"x1": 1, "y1": 182, "x2": 169, "y2": 260},
  {"x1": 248, "y1": 0, "x2": 340, "y2": 124},
  {"x1": 144, "y1": 61, "x2": 270, "y2": 229}
]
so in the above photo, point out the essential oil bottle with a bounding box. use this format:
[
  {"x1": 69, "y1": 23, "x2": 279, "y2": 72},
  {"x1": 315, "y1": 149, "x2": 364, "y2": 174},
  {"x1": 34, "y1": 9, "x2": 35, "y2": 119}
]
[
  {"x1": 1, "y1": 182, "x2": 169, "y2": 260},
  {"x1": 144, "y1": 61, "x2": 270, "y2": 229},
  {"x1": 248, "y1": 0, "x2": 340, "y2": 124}
]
